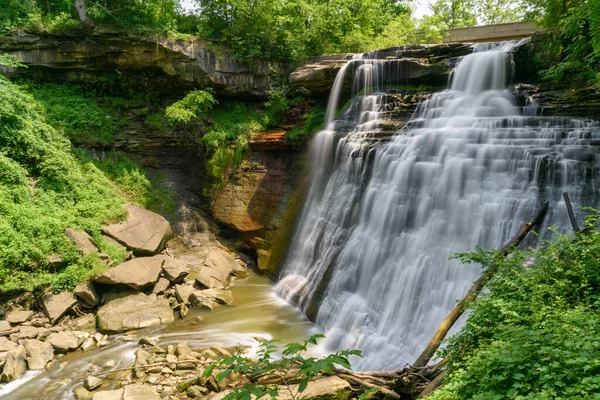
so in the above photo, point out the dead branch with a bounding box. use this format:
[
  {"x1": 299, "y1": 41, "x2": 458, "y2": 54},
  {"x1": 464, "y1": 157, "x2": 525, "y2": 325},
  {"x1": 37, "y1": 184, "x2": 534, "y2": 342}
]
[{"x1": 412, "y1": 202, "x2": 548, "y2": 368}]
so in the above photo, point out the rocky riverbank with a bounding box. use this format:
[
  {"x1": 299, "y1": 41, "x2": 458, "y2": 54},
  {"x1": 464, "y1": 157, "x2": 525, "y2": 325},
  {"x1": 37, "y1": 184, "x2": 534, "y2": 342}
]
[{"x1": 0, "y1": 202, "x2": 252, "y2": 395}]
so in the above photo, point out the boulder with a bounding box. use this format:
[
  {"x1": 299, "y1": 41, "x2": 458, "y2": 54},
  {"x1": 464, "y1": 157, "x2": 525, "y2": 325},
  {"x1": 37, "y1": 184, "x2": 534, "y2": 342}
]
[
  {"x1": 174, "y1": 284, "x2": 194, "y2": 304},
  {"x1": 84, "y1": 376, "x2": 104, "y2": 391},
  {"x1": 23, "y1": 339, "x2": 54, "y2": 370},
  {"x1": 0, "y1": 321, "x2": 10, "y2": 332},
  {"x1": 160, "y1": 257, "x2": 189, "y2": 283},
  {"x1": 17, "y1": 325, "x2": 39, "y2": 339},
  {"x1": 74, "y1": 281, "x2": 100, "y2": 307},
  {"x1": 196, "y1": 248, "x2": 240, "y2": 289},
  {"x1": 96, "y1": 293, "x2": 174, "y2": 333},
  {"x1": 280, "y1": 376, "x2": 351, "y2": 400},
  {"x1": 47, "y1": 331, "x2": 79, "y2": 353},
  {"x1": 94, "y1": 256, "x2": 164, "y2": 290},
  {"x1": 102, "y1": 205, "x2": 171, "y2": 255},
  {"x1": 40, "y1": 291, "x2": 78, "y2": 324},
  {"x1": 0, "y1": 337, "x2": 17, "y2": 352},
  {"x1": 151, "y1": 278, "x2": 170, "y2": 295},
  {"x1": 123, "y1": 384, "x2": 161, "y2": 400},
  {"x1": 189, "y1": 289, "x2": 233, "y2": 310},
  {"x1": 6, "y1": 310, "x2": 33, "y2": 324},
  {"x1": 65, "y1": 228, "x2": 99, "y2": 256},
  {"x1": 0, "y1": 345, "x2": 26, "y2": 382},
  {"x1": 74, "y1": 386, "x2": 93, "y2": 400},
  {"x1": 92, "y1": 388, "x2": 123, "y2": 400}
]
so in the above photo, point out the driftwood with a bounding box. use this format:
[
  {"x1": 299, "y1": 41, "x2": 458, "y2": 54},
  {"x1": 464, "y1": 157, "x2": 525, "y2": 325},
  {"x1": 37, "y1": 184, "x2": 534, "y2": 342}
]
[{"x1": 412, "y1": 201, "x2": 549, "y2": 369}]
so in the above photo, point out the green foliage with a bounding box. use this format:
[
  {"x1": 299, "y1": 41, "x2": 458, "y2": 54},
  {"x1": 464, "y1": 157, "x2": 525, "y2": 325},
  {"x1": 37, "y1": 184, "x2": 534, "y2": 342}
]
[
  {"x1": 525, "y1": 0, "x2": 600, "y2": 85},
  {"x1": 0, "y1": 75, "x2": 126, "y2": 293},
  {"x1": 264, "y1": 86, "x2": 291, "y2": 126},
  {"x1": 26, "y1": 82, "x2": 118, "y2": 145},
  {"x1": 201, "y1": 334, "x2": 363, "y2": 400},
  {"x1": 165, "y1": 89, "x2": 217, "y2": 126},
  {"x1": 77, "y1": 151, "x2": 175, "y2": 216},
  {"x1": 430, "y1": 216, "x2": 600, "y2": 399},
  {"x1": 144, "y1": 112, "x2": 165, "y2": 130},
  {"x1": 49, "y1": 253, "x2": 109, "y2": 293},
  {"x1": 286, "y1": 103, "x2": 326, "y2": 141}
]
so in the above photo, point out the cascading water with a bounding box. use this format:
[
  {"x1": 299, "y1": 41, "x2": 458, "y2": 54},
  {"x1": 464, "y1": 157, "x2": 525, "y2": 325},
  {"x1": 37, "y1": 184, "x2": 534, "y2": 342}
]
[{"x1": 277, "y1": 41, "x2": 600, "y2": 370}]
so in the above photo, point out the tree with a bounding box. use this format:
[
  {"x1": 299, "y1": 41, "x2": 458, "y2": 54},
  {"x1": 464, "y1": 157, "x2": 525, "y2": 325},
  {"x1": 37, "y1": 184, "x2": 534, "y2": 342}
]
[
  {"x1": 429, "y1": 0, "x2": 476, "y2": 29},
  {"x1": 475, "y1": 0, "x2": 526, "y2": 24},
  {"x1": 73, "y1": 0, "x2": 90, "y2": 23}
]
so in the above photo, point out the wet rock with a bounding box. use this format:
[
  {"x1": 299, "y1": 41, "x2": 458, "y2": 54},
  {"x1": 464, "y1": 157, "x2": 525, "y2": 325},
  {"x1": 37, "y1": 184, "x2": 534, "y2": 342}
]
[
  {"x1": 0, "y1": 345, "x2": 26, "y2": 382},
  {"x1": 92, "y1": 388, "x2": 123, "y2": 400},
  {"x1": 66, "y1": 228, "x2": 99, "y2": 256},
  {"x1": 47, "y1": 331, "x2": 79, "y2": 353},
  {"x1": 102, "y1": 205, "x2": 171, "y2": 256},
  {"x1": 84, "y1": 376, "x2": 104, "y2": 390},
  {"x1": 152, "y1": 278, "x2": 170, "y2": 295},
  {"x1": 196, "y1": 248, "x2": 240, "y2": 289},
  {"x1": 94, "y1": 256, "x2": 164, "y2": 290},
  {"x1": 175, "y1": 342, "x2": 192, "y2": 357},
  {"x1": 75, "y1": 281, "x2": 100, "y2": 307},
  {"x1": 81, "y1": 337, "x2": 96, "y2": 352},
  {"x1": 40, "y1": 291, "x2": 78, "y2": 324},
  {"x1": 139, "y1": 337, "x2": 158, "y2": 347},
  {"x1": 97, "y1": 293, "x2": 174, "y2": 333},
  {"x1": 200, "y1": 346, "x2": 231, "y2": 361},
  {"x1": 0, "y1": 337, "x2": 17, "y2": 352},
  {"x1": 189, "y1": 289, "x2": 233, "y2": 310},
  {"x1": 23, "y1": 339, "x2": 54, "y2": 370},
  {"x1": 6, "y1": 310, "x2": 33, "y2": 324},
  {"x1": 74, "y1": 386, "x2": 93, "y2": 400},
  {"x1": 161, "y1": 257, "x2": 189, "y2": 283},
  {"x1": 123, "y1": 384, "x2": 160, "y2": 400}
]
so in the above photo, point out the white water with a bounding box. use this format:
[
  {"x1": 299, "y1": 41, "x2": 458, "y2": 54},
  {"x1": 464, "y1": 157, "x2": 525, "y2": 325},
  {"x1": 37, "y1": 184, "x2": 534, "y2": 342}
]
[{"x1": 277, "y1": 41, "x2": 600, "y2": 370}]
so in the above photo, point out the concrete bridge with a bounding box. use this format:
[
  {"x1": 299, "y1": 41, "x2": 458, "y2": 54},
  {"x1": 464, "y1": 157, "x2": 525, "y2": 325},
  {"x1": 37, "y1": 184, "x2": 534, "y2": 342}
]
[{"x1": 442, "y1": 22, "x2": 545, "y2": 43}]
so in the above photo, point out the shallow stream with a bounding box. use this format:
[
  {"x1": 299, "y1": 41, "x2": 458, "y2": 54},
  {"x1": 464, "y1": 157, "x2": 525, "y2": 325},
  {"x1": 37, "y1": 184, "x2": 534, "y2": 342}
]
[{"x1": 0, "y1": 274, "x2": 318, "y2": 399}]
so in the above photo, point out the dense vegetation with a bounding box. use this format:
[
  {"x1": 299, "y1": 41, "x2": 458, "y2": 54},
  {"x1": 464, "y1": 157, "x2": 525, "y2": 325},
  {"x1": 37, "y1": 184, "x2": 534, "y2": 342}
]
[
  {"x1": 0, "y1": 59, "x2": 172, "y2": 293},
  {"x1": 431, "y1": 217, "x2": 600, "y2": 399}
]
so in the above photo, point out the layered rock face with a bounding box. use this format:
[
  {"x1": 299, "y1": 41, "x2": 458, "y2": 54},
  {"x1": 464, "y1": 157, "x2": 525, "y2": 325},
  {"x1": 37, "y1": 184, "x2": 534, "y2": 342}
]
[
  {"x1": 210, "y1": 132, "x2": 308, "y2": 276},
  {"x1": 0, "y1": 30, "x2": 280, "y2": 97}
]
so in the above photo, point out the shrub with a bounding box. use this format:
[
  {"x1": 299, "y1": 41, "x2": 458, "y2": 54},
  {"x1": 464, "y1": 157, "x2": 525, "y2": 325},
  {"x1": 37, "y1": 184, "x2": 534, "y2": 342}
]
[{"x1": 431, "y1": 215, "x2": 600, "y2": 399}]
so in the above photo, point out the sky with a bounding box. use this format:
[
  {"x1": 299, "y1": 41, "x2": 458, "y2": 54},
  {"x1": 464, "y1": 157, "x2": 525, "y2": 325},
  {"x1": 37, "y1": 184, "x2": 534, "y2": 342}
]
[{"x1": 179, "y1": 0, "x2": 432, "y2": 18}]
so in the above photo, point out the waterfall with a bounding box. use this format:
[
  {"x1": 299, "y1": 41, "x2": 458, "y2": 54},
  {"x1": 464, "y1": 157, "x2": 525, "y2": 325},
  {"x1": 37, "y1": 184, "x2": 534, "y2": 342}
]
[{"x1": 277, "y1": 42, "x2": 600, "y2": 370}]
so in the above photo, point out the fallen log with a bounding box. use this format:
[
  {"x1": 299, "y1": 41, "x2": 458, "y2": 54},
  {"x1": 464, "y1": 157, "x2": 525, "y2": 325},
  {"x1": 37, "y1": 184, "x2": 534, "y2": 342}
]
[{"x1": 412, "y1": 202, "x2": 549, "y2": 369}]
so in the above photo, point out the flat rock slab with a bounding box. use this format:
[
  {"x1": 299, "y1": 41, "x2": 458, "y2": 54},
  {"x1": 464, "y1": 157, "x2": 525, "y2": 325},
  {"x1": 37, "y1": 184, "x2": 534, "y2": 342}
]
[
  {"x1": 97, "y1": 293, "x2": 174, "y2": 333},
  {"x1": 66, "y1": 228, "x2": 99, "y2": 256},
  {"x1": 123, "y1": 384, "x2": 161, "y2": 400},
  {"x1": 23, "y1": 339, "x2": 54, "y2": 370},
  {"x1": 6, "y1": 310, "x2": 33, "y2": 324},
  {"x1": 280, "y1": 376, "x2": 352, "y2": 400},
  {"x1": 189, "y1": 289, "x2": 233, "y2": 310},
  {"x1": 74, "y1": 281, "x2": 99, "y2": 307},
  {"x1": 40, "y1": 291, "x2": 78, "y2": 324},
  {"x1": 94, "y1": 256, "x2": 164, "y2": 290},
  {"x1": 0, "y1": 321, "x2": 10, "y2": 332},
  {"x1": 102, "y1": 205, "x2": 171, "y2": 256},
  {"x1": 196, "y1": 247, "x2": 240, "y2": 289},
  {"x1": 47, "y1": 331, "x2": 80, "y2": 353},
  {"x1": 0, "y1": 345, "x2": 26, "y2": 383},
  {"x1": 92, "y1": 388, "x2": 123, "y2": 400},
  {"x1": 0, "y1": 337, "x2": 17, "y2": 352},
  {"x1": 160, "y1": 256, "x2": 189, "y2": 283}
]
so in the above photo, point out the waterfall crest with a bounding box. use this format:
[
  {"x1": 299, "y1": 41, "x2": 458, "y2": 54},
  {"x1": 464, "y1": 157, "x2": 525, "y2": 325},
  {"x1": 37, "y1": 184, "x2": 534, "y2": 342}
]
[{"x1": 277, "y1": 42, "x2": 600, "y2": 370}]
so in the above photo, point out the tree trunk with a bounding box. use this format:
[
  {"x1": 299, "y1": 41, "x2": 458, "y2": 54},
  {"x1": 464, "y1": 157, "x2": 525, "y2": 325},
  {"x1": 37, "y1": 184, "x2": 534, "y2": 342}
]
[{"x1": 74, "y1": 0, "x2": 91, "y2": 23}]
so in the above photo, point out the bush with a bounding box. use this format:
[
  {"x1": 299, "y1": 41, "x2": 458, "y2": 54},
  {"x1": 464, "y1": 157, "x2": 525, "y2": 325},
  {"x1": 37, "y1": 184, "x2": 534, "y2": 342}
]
[
  {"x1": 286, "y1": 103, "x2": 326, "y2": 141},
  {"x1": 431, "y1": 215, "x2": 600, "y2": 399},
  {"x1": 26, "y1": 82, "x2": 118, "y2": 145}
]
